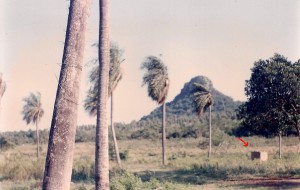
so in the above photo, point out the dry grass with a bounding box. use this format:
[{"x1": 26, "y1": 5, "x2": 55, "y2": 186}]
[{"x1": 0, "y1": 136, "x2": 300, "y2": 189}]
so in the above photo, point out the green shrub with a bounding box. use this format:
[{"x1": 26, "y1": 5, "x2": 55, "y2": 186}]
[
  {"x1": 110, "y1": 169, "x2": 179, "y2": 190},
  {"x1": 110, "y1": 169, "x2": 142, "y2": 190},
  {"x1": 119, "y1": 150, "x2": 129, "y2": 161},
  {"x1": 0, "y1": 136, "x2": 15, "y2": 151},
  {"x1": 72, "y1": 156, "x2": 94, "y2": 182}
]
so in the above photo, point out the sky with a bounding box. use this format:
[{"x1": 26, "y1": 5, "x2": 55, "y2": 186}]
[{"x1": 0, "y1": 0, "x2": 300, "y2": 132}]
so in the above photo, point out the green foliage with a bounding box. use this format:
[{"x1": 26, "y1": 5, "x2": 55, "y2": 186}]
[
  {"x1": 192, "y1": 82, "x2": 213, "y2": 116},
  {"x1": 75, "y1": 184, "x2": 89, "y2": 190},
  {"x1": 84, "y1": 43, "x2": 124, "y2": 116},
  {"x1": 75, "y1": 125, "x2": 96, "y2": 143},
  {"x1": 110, "y1": 169, "x2": 179, "y2": 190},
  {"x1": 0, "y1": 129, "x2": 49, "y2": 145},
  {"x1": 130, "y1": 125, "x2": 159, "y2": 140},
  {"x1": 141, "y1": 56, "x2": 169, "y2": 104},
  {"x1": 110, "y1": 170, "x2": 142, "y2": 190},
  {"x1": 237, "y1": 54, "x2": 300, "y2": 137},
  {"x1": 0, "y1": 136, "x2": 15, "y2": 151},
  {"x1": 72, "y1": 156, "x2": 94, "y2": 182},
  {"x1": 119, "y1": 150, "x2": 129, "y2": 161},
  {"x1": 141, "y1": 76, "x2": 241, "y2": 123}
]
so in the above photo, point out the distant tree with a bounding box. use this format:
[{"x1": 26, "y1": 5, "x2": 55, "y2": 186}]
[
  {"x1": 0, "y1": 73, "x2": 6, "y2": 116},
  {"x1": 108, "y1": 44, "x2": 123, "y2": 168},
  {"x1": 84, "y1": 43, "x2": 124, "y2": 167},
  {"x1": 42, "y1": 0, "x2": 91, "y2": 189},
  {"x1": 141, "y1": 56, "x2": 169, "y2": 165},
  {"x1": 22, "y1": 92, "x2": 44, "y2": 159},
  {"x1": 237, "y1": 54, "x2": 299, "y2": 158},
  {"x1": 192, "y1": 81, "x2": 213, "y2": 158},
  {"x1": 285, "y1": 60, "x2": 300, "y2": 152}
]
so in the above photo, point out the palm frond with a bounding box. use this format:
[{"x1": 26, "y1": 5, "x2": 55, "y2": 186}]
[
  {"x1": 0, "y1": 73, "x2": 6, "y2": 97},
  {"x1": 84, "y1": 44, "x2": 125, "y2": 116},
  {"x1": 193, "y1": 82, "x2": 213, "y2": 116},
  {"x1": 84, "y1": 86, "x2": 98, "y2": 116},
  {"x1": 141, "y1": 56, "x2": 169, "y2": 103},
  {"x1": 21, "y1": 92, "x2": 44, "y2": 125}
]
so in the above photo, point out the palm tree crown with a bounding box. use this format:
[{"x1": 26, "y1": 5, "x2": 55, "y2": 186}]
[
  {"x1": 141, "y1": 56, "x2": 169, "y2": 104},
  {"x1": 84, "y1": 44, "x2": 124, "y2": 116},
  {"x1": 109, "y1": 44, "x2": 123, "y2": 94},
  {"x1": 22, "y1": 92, "x2": 44, "y2": 125},
  {"x1": 193, "y1": 82, "x2": 213, "y2": 116},
  {"x1": 0, "y1": 73, "x2": 6, "y2": 98}
]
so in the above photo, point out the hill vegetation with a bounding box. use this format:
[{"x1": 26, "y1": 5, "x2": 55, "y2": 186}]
[{"x1": 141, "y1": 75, "x2": 241, "y2": 121}]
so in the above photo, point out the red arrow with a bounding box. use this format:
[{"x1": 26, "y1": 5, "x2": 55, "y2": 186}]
[{"x1": 238, "y1": 138, "x2": 249, "y2": 147}]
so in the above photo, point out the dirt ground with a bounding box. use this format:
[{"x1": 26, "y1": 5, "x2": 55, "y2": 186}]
[{"x1": 209, "y1": 177, "x2": 300, "y2": 190}]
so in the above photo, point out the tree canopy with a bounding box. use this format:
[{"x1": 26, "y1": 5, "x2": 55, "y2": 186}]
[
  {"x1": 192, "y1": 82, "x2": 213, "y2": 116},
  {"x1": 237, "y1": 54, "x2": 300, "y2": 137},
  {"x1": 84, "y1": 43, "x2": 124, "y2": 116},
  {"x1": 22, "y1": 92, "x2": 44, "y2": 125},
  {"x1": 141, "y1": 56, "x2": 169, "y2": 104}
]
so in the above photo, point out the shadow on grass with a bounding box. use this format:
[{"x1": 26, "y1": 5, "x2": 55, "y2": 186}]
[
  {"x1": 138, "y1": 164, "x2": 230, "y2": 185},
  {"x1": 229, "y1": 179, "x2": 300, "y2": 189},
  {"x1": 137, "y1": 164, "x2": 300, "y2": 186}
]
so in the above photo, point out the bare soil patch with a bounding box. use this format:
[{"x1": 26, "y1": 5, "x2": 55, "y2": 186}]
[{"x1": 224, "y1": 177, "x2": 300, "y2": 189}]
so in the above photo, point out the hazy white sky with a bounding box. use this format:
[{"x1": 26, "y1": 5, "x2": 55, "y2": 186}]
[{"x1": 1, "y1": 0, "x2": 300, "y2": 132}]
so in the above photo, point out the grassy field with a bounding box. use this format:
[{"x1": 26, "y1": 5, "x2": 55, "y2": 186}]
[{"x1": 0, "y1": 136, "x2": 300, "y2": 189}]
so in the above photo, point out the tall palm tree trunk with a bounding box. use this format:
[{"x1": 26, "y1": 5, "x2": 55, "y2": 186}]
[
  {"x1": 42, "y1": 1, "x2": 91, "y2": 189},
  {"x1": 95, "y1": 0, "x2": 110, "y2": 189},
  {"x1": 162, "y1": 102, "x2": 166, "y2": 165},
  {"x1": 111, "y1": 92, "x2": 121, "y2": 167},
  {"x1": 36, "y1": 121, "x2": 40, "y2": 160},
  {"x1": 208, "y1": 105, "x2": 212, "y2": 159},
  {"x1": 279, "y1": 132, "x2": 282, "y2": 159}
]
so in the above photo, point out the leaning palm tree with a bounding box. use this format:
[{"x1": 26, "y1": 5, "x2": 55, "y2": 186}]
[
  {"x1": 141, "y1": 56, "x2": 169, "y2": 165},
  {"x1": 0, "y1": 73, "x2": 6, "y2": 115},
  {"x1": 108, "y1": 44, "x2": 124, "y2": 168},
  {"x1": 42, "y1": 1, "x2": 91, "y2": 189},
  {"x1": 84, "y1": 44, "x2": 124, "y2": 168},
  {"x1": 22, "y1": 92, "x2": 44, "y2": 159},
  {"x1": 193, "y1": 82, "x2": 213, "y2": 158}
]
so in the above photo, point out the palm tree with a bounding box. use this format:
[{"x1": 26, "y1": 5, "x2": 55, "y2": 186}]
[
  {"x1": 0, "y1": 73, "x2": 6, "y2": 115},
  {"x1": 42, "y1": 0, "x2": 91, "y2": 189},
  {"x1": 108, "y1": 44, "x2": 123, "y2": 168},
  {"x1": 192, "y1": 82, "x2": 213, "y2": 158},
  {"x1": 84, "y1": 44, "x2": 124, "y2": 168},
  {"x1": 22, "y1": 92, "x2": 44, "y2": 159},
  {"x1": 95, "y1": 0, "x2": 110, "y2": 188},
  {"x1": 141, "y1": 56, "x2": 169, "y2": 165}
]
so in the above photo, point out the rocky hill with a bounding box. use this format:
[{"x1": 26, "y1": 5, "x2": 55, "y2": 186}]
[{"x1": 140, "y1": 76, "x2": 242, "y2": 121}]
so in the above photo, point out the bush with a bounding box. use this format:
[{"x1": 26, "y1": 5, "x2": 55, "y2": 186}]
[
  {"x1": 110, "y1": 169, "x2": 178, "y2": 190},
  {"x1": 110, "y1": 169, "x2": 142, "y2": 190},
  {"x1": 119, "y1": 150, "x2": 129, "y2": 161},
  {"x1": 72, "y1": 156, "x2": 94, "y2": 182},
  {"x1": 0, "y1": 136, "x2": 15, "y2": 151}
]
